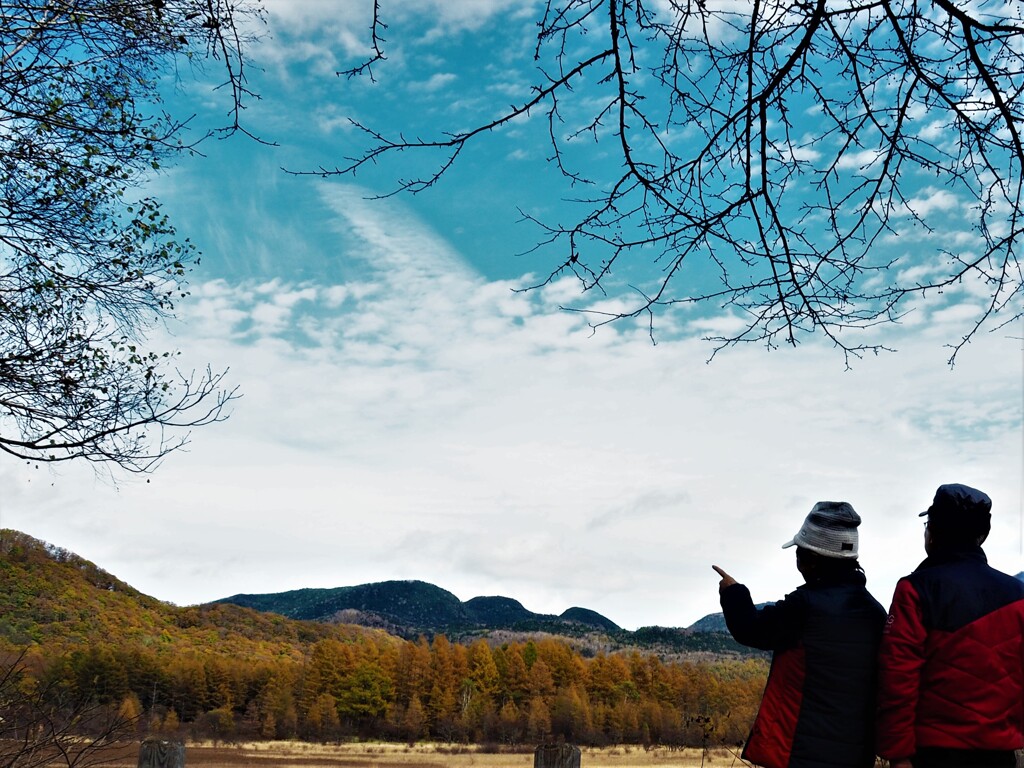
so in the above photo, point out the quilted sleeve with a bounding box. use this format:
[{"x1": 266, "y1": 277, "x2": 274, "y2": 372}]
[
  {"x1": 720, "y1": 583, "x2": 804, "y2": 652},
  {"x1": 876, "y1": 577, "x2": 926, "y2": 760}
]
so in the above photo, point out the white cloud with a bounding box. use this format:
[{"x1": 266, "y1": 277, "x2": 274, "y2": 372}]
[
  {"x1": 2, "y1": 182, "x2": 1020, "y2": 633},
  {"x1": 404, "y1": 0, "x2": 540, "y2": 36},
  {"x1": 835, "y1": 148, "x2": 885, "y2": 170},
  {"x1": 417, "y1": 73, "x2": 459, "y2": 93},
  {"x1": 906, "y1": 187, "x2": 962, "y2": 217},
  {"x1": 312, "y1": 104, "x2": 358, "y2": 135},
  {"x1": 258, "y1": 0, "x2": 540, "y2": 67}
]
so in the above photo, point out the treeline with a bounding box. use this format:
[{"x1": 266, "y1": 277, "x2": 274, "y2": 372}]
[
  {"x1": 0, "y1": 531, "x2": 767, "y2": 749},
  {"x1": 7, "y1": 633, "x2": 767, "y2": 748}
]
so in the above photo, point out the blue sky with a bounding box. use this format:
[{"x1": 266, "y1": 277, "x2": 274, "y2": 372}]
[{"x1": 0, "y1": 0, "x2": 1021, "y2": 630}]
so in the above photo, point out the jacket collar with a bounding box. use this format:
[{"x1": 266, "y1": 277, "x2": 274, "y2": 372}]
[{"x1": 915, "y1": 544, "x2": 987, "y2": 572}]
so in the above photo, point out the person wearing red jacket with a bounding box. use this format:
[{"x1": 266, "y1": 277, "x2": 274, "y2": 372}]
[
  {"x1": 714, "y1": 501, "x2": 886, "y2": 768},
  {"x1": 876, "y1": 483, "x2": 1024, "y2": 768}
]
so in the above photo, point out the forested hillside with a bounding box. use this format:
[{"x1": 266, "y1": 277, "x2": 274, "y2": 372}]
[
  {"x1": 0, "y1": 530, "x2": 766, "y2": 747},
  {"x1": 218, "y1": 580, "x2": 749, "y2": 655},
  {"x1": 0, "y1": 529, "x2": 353, "y2": 656}
]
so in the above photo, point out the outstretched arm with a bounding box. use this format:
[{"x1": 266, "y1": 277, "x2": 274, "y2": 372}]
[{"x1": 712, "y1": 565, "x2": 802, "y2": 651}]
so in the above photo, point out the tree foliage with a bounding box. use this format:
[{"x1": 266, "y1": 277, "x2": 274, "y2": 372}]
[
  {"x1": 0, "y1": 0, "x2": 261, "y2": 471},
  {"x1": 0, "y1": 530, "x2": 767, "y2": 749},
  {"x1": 329, "y1": 0, "x2": 1024, "y2": 362},
  {"x1": 0, "y1": 649, "x2": 138, "y2": 768},
  {"x1": 3, "y1": 634, "x2": 767, "y2": 748}
]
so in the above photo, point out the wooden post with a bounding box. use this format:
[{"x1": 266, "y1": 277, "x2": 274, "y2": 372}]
[
  {"x1": 138, "y1": 739, "x2": 185, "y2": 768},
  {"x1": 534, "y1": 743, "x2": 581, "y2": 768}
]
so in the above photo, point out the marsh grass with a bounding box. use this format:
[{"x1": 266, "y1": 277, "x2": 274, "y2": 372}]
[{"x1": 144, "y1": 741, "x2": 739, "y2": 768}]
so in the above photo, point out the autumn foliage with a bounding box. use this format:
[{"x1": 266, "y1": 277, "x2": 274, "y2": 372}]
[{"x1": 0, "y1": 530, "x2": 766, "y2": 748}]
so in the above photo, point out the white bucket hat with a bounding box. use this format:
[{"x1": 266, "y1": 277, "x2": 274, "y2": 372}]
[{"x1": 782, "y1": 501, "x2": 861, "y2": 559}]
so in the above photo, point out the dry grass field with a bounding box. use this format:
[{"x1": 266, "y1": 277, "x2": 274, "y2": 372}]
[{"x1": 153, "y1": 741, "x2": 744, "y2": 768}]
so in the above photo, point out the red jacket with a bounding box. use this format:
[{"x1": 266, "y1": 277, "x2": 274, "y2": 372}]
[
  {"x1": 721, "y1": 572, "x2": 884, "y2": 768},
  {"x1": 876, "y1": 547, "x2": 1024, "y2": 760}
]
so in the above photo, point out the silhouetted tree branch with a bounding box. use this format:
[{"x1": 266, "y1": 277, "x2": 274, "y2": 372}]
[
  {"x1": 0, "y1": 0, "x2": 260, "y2": 471},
  {"x1": 322, "y1": 0, "x2": 1024, "y2": 363},
  {"x1": 0, "y1": 650, "x2": 137, "y2": 768}
]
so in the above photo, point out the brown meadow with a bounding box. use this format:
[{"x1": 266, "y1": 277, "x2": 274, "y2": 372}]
[{"x1": 120, "y1": 741, "x2": 738, "y2": 768}]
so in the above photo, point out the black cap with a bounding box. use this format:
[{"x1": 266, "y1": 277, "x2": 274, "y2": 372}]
[{"x1": 920, "y1": 483, "x2": 992, "y2": 535}]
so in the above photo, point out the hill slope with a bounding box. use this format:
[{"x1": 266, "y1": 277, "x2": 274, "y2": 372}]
[{"x1": 0, "y1": 529, "x2": 377, "y2": 659}]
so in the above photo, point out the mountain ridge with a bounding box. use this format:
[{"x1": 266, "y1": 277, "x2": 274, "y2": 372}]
[
  {"x1": 215, "y1": 579, "x2": 751, "y2": 655},
  {"x1": 0, "y1": 529, "x2": 751, "y2": 658},
  {"x1": 215, "y1": 579, "x2": 626, "y2": 637}
]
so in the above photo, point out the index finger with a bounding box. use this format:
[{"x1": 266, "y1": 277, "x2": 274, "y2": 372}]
[{"x1": 711, "y1": 565, "x2": 729, "y2": 578}]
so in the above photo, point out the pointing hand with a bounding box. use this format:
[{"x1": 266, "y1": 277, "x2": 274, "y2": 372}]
[{"x1": 712, "y1": 565, "x2": 737, "y2": 592}]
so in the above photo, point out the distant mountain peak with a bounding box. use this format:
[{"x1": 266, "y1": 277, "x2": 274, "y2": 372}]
[
  {"x1": 217, "y1": 579, "x2": 623, "y2": 638},
  {"x1": 561, "y1": 607, "x2": 620, "y2": 632}
]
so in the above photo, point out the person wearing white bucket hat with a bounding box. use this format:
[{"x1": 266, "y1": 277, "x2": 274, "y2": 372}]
[
  {"x1": 780, "y1": 500, "x2": 861, "y2": 557},
  {"x1": 712, "y1": 501, "x2": 886, "y2": 768}
]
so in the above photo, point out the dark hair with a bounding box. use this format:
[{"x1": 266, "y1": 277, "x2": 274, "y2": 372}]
[
  {"x1": 926, "y1": 516, "x2": 990, "y2": 549},
  {"x1": 796, "y1": 546, "x2": 864, "y2": 582}
]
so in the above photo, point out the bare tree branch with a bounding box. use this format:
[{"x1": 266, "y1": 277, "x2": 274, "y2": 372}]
[{"x1": 325, "y1": 0, "x2": 1024, "y2": 363}]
